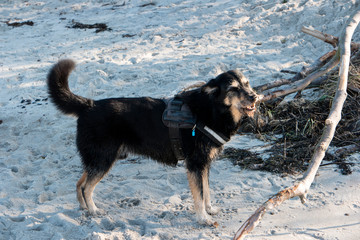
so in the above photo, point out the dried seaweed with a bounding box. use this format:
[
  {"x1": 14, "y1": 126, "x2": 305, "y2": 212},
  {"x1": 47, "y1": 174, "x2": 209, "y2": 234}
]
[
  {"x1": 68, "y1": 20, "x2": 112, "y2": 33},
  {"x1": 6, "y1": 20, "x2": 34, "y2": 27},
  {"x1": 227, "y1": 56, "x2": 360, "y2": 175}
]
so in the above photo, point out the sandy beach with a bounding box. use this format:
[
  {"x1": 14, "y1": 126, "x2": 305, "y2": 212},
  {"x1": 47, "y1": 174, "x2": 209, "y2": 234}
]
[{"x1": 1, "y1": 0, "x2": 359, "y2": 239}]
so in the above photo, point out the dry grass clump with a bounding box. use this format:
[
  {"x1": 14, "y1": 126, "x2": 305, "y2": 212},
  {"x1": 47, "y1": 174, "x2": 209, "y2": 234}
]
[{"x1": 225, "y1": 55, "x2": 360, "y2": 175}]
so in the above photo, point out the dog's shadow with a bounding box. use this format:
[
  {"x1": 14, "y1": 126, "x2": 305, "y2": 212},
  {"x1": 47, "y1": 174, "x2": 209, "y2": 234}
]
[{"x1": 89, "y1": 158, "x2": 200, "y2": 233}]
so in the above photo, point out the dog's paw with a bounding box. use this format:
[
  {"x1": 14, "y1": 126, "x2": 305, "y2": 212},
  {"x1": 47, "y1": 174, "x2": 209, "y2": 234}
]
[
  {"x1": 206, "y1": 205, "x2": 220, "y2": 215},
  {"x1": 95, "y1": 208, "x2": 107, "y2": 216},
  {"x1": 79, "y1": 203, "x2": 88, "y2": 210},
  {"x1": 87, "y1": 207, "x2": 106, "y2": 216},
  {"x1": 196, "y1": 213, "x2": 214, "y2": 226}
]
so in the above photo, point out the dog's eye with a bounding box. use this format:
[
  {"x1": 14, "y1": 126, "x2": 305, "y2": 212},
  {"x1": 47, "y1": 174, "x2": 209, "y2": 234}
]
[{"x1": 228, "y1": 87, "x2": 239, "y2": 92}]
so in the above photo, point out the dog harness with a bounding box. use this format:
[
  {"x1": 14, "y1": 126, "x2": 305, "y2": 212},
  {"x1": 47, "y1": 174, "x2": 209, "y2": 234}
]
[{"x1": 162, "y1": 98, "x2": 230, "y2": 161}]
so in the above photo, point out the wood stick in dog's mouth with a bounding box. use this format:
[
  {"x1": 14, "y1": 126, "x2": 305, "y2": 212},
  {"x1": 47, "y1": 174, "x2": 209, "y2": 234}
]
[
  {"x1": 242, "y1": 102, "x2": 257, "y2": 112},
  {"x1": 244, "y1": 106, "x2": 256, "y2": 112}
]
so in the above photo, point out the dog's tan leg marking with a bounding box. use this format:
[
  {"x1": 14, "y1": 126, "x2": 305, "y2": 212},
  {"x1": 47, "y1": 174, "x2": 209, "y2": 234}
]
[
  {"x1": 187, "y1": 171, "x2": 212, "y2": 225},
  {"x1": 202, "y1": 167, "x2": 220, "y2": 215},
  {"x1": 209, "y1": 147, "x2": 219, "y2": 160},
  {"x1": 76, "y1": 171, "x2": 88, "y2": 209},
  {"x1": 83, "y1": 174, "x2": 104, "y2": 215}
]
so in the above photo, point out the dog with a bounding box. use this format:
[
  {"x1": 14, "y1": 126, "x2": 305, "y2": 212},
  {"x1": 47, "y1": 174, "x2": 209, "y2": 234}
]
[{"x1": 47, "y1": 59, "x2": 258, "y2": 225}]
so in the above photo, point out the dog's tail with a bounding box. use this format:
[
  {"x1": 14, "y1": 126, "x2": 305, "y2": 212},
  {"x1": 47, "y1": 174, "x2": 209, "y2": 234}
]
[{"x1": 47, "y1": 59, "x2": 94, "y2": 117}]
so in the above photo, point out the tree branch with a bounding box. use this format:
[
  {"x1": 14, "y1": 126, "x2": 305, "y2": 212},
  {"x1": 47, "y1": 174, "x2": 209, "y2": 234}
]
[
  {"x1": 302, "y1": 26, "x2": 360, "y2": 50},
  {"x1": 259, "y1": 55, "x2": 339, "y2": 102},
  {"x1": 234, "y1": 6, "x2": 360, "y2": 240},
  {"x1": 301, "y1": 26, "x2": 339, "y2": 47},
  {"x1": 254, "y1": 50, "x2": 337, "y2": 92}
]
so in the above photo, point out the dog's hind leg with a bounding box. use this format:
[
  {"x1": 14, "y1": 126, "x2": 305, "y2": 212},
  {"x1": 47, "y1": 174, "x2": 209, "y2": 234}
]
[
  {"x1": 76, "y1": 171, "x2": 88, "y2": 210},
  {"x1": 202, "y1": 166, "x2": 220, "y2": 215},
  {"x1": 187, "y1": 170, "x2": 213, "y2": 225},
  {"x1": 78, "y1": 142, "x2": 120, "y2": 215}
]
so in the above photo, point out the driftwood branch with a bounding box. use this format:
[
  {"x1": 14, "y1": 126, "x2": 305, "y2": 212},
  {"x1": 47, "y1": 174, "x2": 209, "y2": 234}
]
[
  {"x1": 255, "y1": 34, "x2": 360, "y2": 101},
  {"x1": 255, "y1": 27, "x2": 360, "y2": 97},
  {"x1": 302, "y1": 26, "x2": 360, "y2": 51},
  {"x1": 258, "y1": 55, "x2": 339, "y2": 102},
  {"x1": 254, "y1": 50, "x2": 337, "y2": 92},
  {"x1": 234, "y1": 6, "x2": 360, "y2": 240},
  {"x1": 301, "y1": 26, "x2": 339, "y2": 47}
]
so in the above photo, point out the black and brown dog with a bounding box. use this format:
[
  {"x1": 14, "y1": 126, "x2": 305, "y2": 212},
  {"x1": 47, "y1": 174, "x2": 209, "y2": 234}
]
[{"x1": 47, "y1": 59, "x2": 258, "y2": 225}]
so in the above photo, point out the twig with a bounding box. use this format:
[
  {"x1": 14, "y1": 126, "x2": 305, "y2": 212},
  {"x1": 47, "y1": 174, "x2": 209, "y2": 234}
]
[
  {"x1": 334, "y1": 144, "x2": 359, "y2": 156},
  {"x1": 280, "y1": 70, "x2": 298, "y2": 74},
  {"x1": 320, "y1": 162, "x2": 355, "y2": 167},
  {"x1": 254, "y1": 78, "x2": 291, "y2": 92},
  {"x1": 234, "y1": 6, "x2": 360, "y2": 240},
  {"x1": 283, "y1": 137, "x2": 287, "y2": 160}
]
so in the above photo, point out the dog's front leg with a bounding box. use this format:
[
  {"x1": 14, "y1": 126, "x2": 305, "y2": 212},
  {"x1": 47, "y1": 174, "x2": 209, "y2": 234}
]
[
  {"x1": 76, "y1": 172, "x2": 88, "y2": 210},
  {"x1": 202, "y1": 166, "x2": 220, "y2": 215},
  {"x1": 187, "y1": 170, "x2": 213, "y2": 225}
]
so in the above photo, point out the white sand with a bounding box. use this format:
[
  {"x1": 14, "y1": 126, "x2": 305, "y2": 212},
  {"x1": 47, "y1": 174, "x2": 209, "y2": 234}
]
[{"x1": 1, "y1": 0, "x2": 359, "y2": 239}]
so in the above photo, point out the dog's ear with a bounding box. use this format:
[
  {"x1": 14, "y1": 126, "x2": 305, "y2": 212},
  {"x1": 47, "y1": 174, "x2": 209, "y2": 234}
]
[
  {"x1": 201, "y1": 78, "x2": 219, "y2": 96},
  {"x1": 227, "y1": 69, "x2": 245, "y2": 81}
]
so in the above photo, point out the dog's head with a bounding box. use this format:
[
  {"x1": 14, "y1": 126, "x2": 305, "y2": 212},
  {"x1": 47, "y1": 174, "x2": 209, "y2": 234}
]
[{"x1": 201, "y1": 70, "x2": 258, "y2": 122}]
